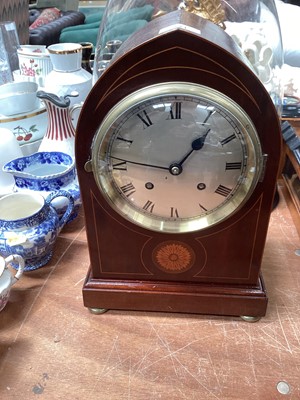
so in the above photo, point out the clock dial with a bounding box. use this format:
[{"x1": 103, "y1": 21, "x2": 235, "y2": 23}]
[{"x1": 91, "y1": 82, "x2": 263, "y2": 233}]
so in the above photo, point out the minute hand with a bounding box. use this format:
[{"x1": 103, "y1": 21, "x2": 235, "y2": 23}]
[{"x1": 111, "y1": 156, "x2": 169, "y2": 171}]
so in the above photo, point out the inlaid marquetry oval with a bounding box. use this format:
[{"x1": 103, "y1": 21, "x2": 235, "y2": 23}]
[{"x1": 152, "y1": 241, "x2": 195, "y2": 273}]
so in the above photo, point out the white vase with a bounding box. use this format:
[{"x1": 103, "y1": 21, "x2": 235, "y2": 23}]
[{"x1": 44, "y1": 43, "x2": 92, "y2": 126}]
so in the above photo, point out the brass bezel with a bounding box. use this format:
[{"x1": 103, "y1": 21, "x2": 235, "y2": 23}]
[{"x1": 91, "y1": 82, "x2": 263, "y2": 233}]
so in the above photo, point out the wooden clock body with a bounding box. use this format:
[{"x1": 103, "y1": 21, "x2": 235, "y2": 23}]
[{"x1": 75, "y1": 11, "x2": 282, "y2": 317}]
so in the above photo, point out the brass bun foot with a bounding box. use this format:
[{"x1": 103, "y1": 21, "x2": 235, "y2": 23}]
[
  {"x1": 240, "y1": 315, "x2": 261, "y2": 323},
  {"x1": 88, "y1": 308, "x2": 108, "y2": 315}
]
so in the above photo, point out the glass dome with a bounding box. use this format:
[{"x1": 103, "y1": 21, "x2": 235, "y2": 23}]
[{"x1": 93, "y1": 0, "x2": 283, "y2": 112}]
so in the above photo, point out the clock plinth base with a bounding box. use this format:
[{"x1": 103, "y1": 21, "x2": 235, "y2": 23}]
[{"x1": 82, "y1": 269, "x2": 268, "y2": 318}]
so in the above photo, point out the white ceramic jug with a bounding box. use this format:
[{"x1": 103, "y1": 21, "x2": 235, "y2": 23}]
[
  {"x1": 44, "y1": 43, "x2": 92, "y2": 127},
  {"x1": 36, "y1": 90, "x2": 82, "y2": 158}
]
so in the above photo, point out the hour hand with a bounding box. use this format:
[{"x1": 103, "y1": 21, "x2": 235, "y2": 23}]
[
  {"x1": 191, "y1": 128, "x2": 211, "y2": 151},
  {"x1": 169, "y1": 128, "x2": 211, "y2": 175},
  {"x1": 181, "y1": 128, "x2": 211, "y2": 165}
]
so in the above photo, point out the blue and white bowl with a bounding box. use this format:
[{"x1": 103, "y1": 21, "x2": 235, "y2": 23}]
[{"x1": 3, "y1": 151, "x2": 81, "y2": 221}]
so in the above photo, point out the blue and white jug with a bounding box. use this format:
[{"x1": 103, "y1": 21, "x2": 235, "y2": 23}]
[{"x1": 0, "y1": 191, "x2": 74, "y2": 271}]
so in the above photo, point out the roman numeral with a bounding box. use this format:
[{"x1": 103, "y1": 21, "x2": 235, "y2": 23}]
[
  {"x1": 143, "y1": 200, "x2": 155, "y2": 213},
  {"x1": 215, "y1": 185, "x2": 232, "y2": 197},
  {"x1": 168, "y1": 102, "x2": 182, "y2": 119},
  {"x1": 120, "y1": 182, "x2": 136, "y2": 197},
  {"x1": 137, "y1": 110, "x2": 153, "y2": 128},
  {"x1": 170, "y1": 207, "x2": 179, "y2": 218},
  {"x1": 112, "y1": 161, "x2": 127, "y2": 171},
  {"x1": 202, "y1": 108, "x2": 214, "y2": 124},
  {"x1": 220, "y1": 134, "x2": 236, "y2": 146},
  {"x1": 199, "y1": 204, "x2": 207, "y2": 212},
  {"x1": 225, "y1": 162, "x2": 242, "y2": 170}
]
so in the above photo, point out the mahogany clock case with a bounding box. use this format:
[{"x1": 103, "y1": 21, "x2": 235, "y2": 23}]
[{"x1": 75, "y1": 11, "x2": 282, "y2": 317}]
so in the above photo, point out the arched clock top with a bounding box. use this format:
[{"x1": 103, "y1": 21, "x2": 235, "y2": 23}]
[{"x1": 76, "y1": 11, "x2": 281, "y2": 175}]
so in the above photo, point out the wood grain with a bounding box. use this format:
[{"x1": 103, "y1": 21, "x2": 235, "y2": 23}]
[{"x1": 0, "y1": 186, "x2": 299, "y2": 399}]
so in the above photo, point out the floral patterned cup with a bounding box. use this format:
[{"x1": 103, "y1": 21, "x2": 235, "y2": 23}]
[{"x1": 17, "y1": 45, "x2": 53, "y2": 88}]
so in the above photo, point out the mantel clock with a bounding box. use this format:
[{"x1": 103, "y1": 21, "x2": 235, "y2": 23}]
[{"x1": 75, "y1": 10, "x2": 282, "y2": 319}]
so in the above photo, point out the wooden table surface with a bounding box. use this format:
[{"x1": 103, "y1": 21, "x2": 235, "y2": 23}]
[{"x1": 0, "y1": 184, "x2": 300, "y2": 400}]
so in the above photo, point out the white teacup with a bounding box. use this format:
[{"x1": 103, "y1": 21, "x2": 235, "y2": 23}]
[
  {"x1": 47, "y1": 43, "x2": 82, "y2": 72},
  {"x1": 0, "y1": 254, "x2": 25, "y2": 312},
  {"x1": 0, "y1": 81, "x2": 39, "y2": 116}
]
